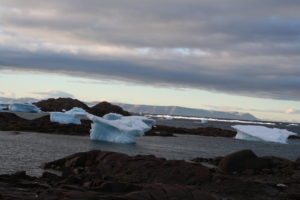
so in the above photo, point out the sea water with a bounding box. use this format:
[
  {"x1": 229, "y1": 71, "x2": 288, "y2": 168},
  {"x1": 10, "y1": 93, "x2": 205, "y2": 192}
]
[{"x1": 0, "y1": 130, "x2": 299, "y2": 176}]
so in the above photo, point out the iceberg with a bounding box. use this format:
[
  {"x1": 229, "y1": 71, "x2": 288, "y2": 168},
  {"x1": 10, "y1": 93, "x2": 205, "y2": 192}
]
[
  {"x1": 232, "y1": 125, "x2": 297, "y2": 144},
  {"x1": 9, "y1": 103, "x2": 41, "y2": 113},
  {"x1": 87, "y1": 113, "x2": 155, "y2": 143},
  {"x1": 50, "y1": 107, "x2": 88, "y2": 125},
  {"x1": 0, "y1": 104, "x2": 9, "y2": 110}
]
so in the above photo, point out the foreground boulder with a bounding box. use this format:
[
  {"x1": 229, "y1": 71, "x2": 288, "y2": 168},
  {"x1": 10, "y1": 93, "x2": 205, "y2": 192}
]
[
  {"x1": 44, "y1": 150, "x2": 212, "y2": 185},
  {"x1": 0, "y1": 150, "x2": 299, "y2": 199},
  {"x1": 218, "y1": 149, "x2": 272, "y2": 173}
]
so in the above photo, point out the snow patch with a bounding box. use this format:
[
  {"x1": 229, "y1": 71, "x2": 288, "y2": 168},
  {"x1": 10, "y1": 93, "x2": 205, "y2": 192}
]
[{"x1": 232, "y1": 125, "x2": 297, "y2": 144}]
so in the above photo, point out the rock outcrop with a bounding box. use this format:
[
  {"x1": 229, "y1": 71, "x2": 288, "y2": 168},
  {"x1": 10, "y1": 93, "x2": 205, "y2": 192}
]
[
  {"x1": 90, "y1": 101, "x2": 130, "y2": 117},
  {"x1": 34, "y1": 98, "x2": 90, "y2": 112},
  {"x1": 0, "y1": 150, "x2": 299, "y2": 199},
  {"x1": 146, "y1": 125, "x2": 236, "y2": 137}
]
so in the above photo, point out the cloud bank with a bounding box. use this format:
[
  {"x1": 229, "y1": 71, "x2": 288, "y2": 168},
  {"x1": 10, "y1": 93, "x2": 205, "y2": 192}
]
[{"x1": 0, "y1": 0, "x2": 300, "y2": 100}]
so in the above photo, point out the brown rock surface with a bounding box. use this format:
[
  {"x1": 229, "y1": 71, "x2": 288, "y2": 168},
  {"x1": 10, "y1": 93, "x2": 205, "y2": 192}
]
[
  {"x1": 44, "y1": 150, "x2": 212, "y2": 185},
  {"x1": 0, "y1": 150, "x2": 299, "y2": 199}
]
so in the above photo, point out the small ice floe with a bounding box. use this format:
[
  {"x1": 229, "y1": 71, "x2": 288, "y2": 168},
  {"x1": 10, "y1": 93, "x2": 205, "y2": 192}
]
[
  {"x1": 87, "y1": 113, "x2": 155, "y2": 144},
  {"x1": 287, "y1": 123, "x2": 299, "y2": 127},
  {"x1": 164, "y1": 115, "x2": 173, "y2": 120},
  {"x1": 50, "y1": 107, "x2": 88, "y2": 125},
  {"x1": 276, "y1": 183, "x2": 288, "y2": 188},
  {"x1": 201, "y1": 119, "x2": 208, "y2": 124},
  {"x1": 9, "y1": 103, "x2": 41, "y2": 113},
  {"x1": 232, "y1": 125, "x2": 297, "y2": 144}
]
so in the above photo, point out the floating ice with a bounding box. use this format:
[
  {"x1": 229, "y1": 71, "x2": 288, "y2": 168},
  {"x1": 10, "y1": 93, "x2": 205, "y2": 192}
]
[
  {"x1": 0, "y1": 104, "x2": 9, "y2": 110},
  {"x1": 50, "y1": 107, "x2": 88, "y2": 125},
  {"x1": 232, "y1": 125, "x2": 297, "y2": 144},
  {"x1": 87, "y1": 113, "x2": 155, "y2": 144},
  {"x1": 201, "y1": 119, "x2": 208, "y2": 123},
  {"x1": 9, "y1": 103, "x2": 41, "y2": 113},
  {"x1": 287, "y1": 123, "x2": 299, "y2": 127},
  {"x1": 164, "y1": 115, "x2": 173, "y2": 120}
]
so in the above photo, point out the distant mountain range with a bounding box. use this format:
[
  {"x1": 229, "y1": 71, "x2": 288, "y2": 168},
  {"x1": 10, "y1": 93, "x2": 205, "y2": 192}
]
[
  {"x1": 117, "y1": 103, "x2": 258, "y2": 121},
  {"x1": 0, "y1": 97, "x2": 38, "y2": 104},
  {"x1": 0, "y1": 97, "x2": 258, "y2": 121}
]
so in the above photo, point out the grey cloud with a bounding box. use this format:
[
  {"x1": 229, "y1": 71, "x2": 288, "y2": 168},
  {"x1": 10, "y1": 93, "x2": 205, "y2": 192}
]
[
  {"x1": 32, "y1": 90, "x2": 74, "y2": 98},
  {"x1": 0, "y1": 0, "x2": 300, "y2": 101}
]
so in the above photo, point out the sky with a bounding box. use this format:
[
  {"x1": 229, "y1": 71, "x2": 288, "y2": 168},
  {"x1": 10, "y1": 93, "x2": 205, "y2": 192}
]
[{"x1": 0, "y1": 0, "x2": 300, "y2": 122}]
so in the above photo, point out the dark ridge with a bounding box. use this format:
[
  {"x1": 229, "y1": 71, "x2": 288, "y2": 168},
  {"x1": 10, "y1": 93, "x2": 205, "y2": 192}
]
[
  {"x1": 0, "y1": 112, "x2": 90, "y2": 135},
  {"x1": 34, "y1": 98, "x2": 90, "y2": 112},
  {"x1": 90, "y1": 101, "x2": 130, "y2": 117},
  {"x1": 145, "y1": 125, "x2": 237, "y2": 137}
]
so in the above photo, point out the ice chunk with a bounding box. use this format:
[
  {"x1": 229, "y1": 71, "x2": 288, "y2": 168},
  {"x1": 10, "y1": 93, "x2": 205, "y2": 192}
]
[
  {"x1": 0, "y1": 104, "x2": 9, "y2": 110},
  {"x1": 201, "y1": 119, "x2": 208, "y2": 123},
  {"x1": 9, "y1": 103, "x2": 41, "y2": 113},
  {"x1": 65, "y1": 107, "x2": 88, "y2": 115},
  {"x1": 103, "y1": 113, "x2": 123, "y2": 120},
  {"x1": 232, "y1": 125, "x2": 297, "y2": 144},
  {"x1": 50, "y1": 107, "x2": 88, "y2": 125},
  {"x1": 50, "y1": 112, "x2": 82, "y2": 125},
  {"x1": 164, "y1": 115, "x2": 173, "y2": 120},
  {"x1": 87, "y1": 113, "x2": 155, "y2": 143}
]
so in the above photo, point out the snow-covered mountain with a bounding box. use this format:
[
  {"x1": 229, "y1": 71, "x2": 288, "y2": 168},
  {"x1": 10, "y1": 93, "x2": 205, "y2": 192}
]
[{"x1": 117, "y1": 103, "x2": 258, "y2": 121}]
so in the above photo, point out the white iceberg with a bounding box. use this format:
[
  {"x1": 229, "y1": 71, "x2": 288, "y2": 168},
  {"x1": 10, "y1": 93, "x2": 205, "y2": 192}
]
[
  {"x1": 50, "y1": 107, "x2": 88, "y2": 125},
  {"x1": 232, "y1": 125, "x2": 297, "y2": 144},
  {"x1": 87, "y1": 113, "x2": 155, "y2": 144},
  {"x1": 9, "y1": 103, "x2": 41, "y2": 113}
]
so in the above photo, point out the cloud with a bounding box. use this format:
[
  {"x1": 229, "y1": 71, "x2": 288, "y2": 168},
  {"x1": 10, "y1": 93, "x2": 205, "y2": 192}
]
[
  {"x1": 285, "y1": 108, "x2": 300, "y2": 114},
  {"x1": 0, "y1": 91, "x2": 16, "y2": 98},
  {"x1": 0, "y1": 0, "x2": 300, "y2": 101},
  {"x1": 32, "y1": 90, "x2": 74, "y2": 98}
]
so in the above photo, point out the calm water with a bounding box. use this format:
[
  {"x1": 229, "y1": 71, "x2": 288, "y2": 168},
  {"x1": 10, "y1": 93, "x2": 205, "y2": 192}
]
[{"x1": 0, "y1": 131, "x2": 299, "y2": 176}]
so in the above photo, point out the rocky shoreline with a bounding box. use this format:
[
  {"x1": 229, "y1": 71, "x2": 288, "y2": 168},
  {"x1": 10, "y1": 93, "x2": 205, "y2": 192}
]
[
  {"x1": 0, "y1": 112, "x2": 240, "y2": 138},
  {"x1": 0, "y1": 149, "x2": 299, "y2": 200}
]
